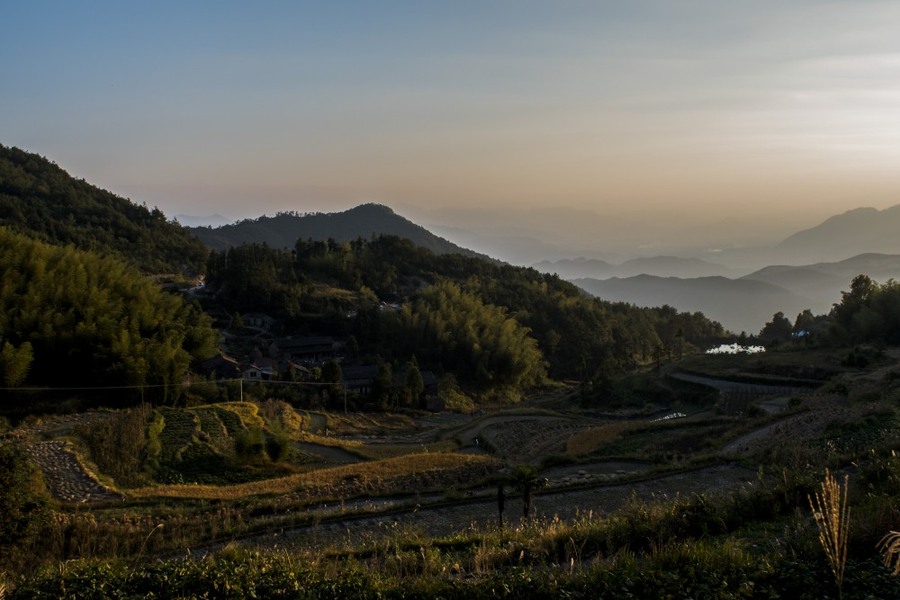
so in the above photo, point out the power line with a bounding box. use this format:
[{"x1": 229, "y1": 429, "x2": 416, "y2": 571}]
[{"x1": 0, "y1": 377, "x2": 344, "y2": 392}]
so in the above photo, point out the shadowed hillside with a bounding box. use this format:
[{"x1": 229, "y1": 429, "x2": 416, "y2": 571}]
[
  {"x1": 574, "y1": 274, "x2": 814, "y2": 334},
  {"x1": 742, "y1": 253, "x2": 900, "y2": 303},
  {"x1": 0, "y1": 144, "x2": 208, "y2": 274},
  {"x1": 774, "y1": 205, "x2": 900, "y2": 264},
  {"x1": 535, "y1": 255, "x2": 735, "y2": 279},
  {"x1": 190, "y1": 203, "x2": 488, "y2": 258}
]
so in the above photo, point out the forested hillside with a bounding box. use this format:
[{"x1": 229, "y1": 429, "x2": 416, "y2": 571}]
[
  {"x1": 0, "y1": 143, "x2": 726, "y2": 403},
  {"x1": 190, "y1": 203, "x2": 486, "y2": 258},
  {"x1": 0, "y1": 145, "x2": 208, "y2": 274},
  {"x1": 206, "y1": 236, "x2": 726, "y2": 389},
  {"x1": 0, "y1": 228, "x2": 217, "y2": 400}
]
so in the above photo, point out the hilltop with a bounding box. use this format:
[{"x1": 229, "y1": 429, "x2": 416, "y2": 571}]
[{"x1": 189, "y1": 203, "x2": 489, "y2": 259}]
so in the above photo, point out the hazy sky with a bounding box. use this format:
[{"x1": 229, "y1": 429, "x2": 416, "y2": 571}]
[{"x1": 4, "y1": 1, "x2": 900, "y2": 236}]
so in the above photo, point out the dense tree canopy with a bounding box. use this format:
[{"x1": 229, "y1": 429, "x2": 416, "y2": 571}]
[
  {"x1": 759, "y1": 311, "x2": 793, "y2": 345},
  {"x1": 388, "y1": 281, "x2": 546, "y2": 389},
  {"x1": 0, "y1": 228, "x2": 217, "y2": 397},
  {"x1": 748, "y1": 275, "x2": 900, "y2": 350},
  {"x1": 830, "y1": 274, "x2": 900, "y2": 344},
  {"x1": 0, "y1": 144, "x2": 208, "y2": 274},
  {"x1": 206, "y1": 236, "x2": 726, "y2": 390}
]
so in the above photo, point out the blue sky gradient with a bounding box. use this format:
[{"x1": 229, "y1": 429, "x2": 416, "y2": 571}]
[{"x1": 4, "y1": 1, "x2": 900, "y2": 239}]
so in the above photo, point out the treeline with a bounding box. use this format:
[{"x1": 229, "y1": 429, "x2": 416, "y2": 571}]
[
  {"x1": 0, "y1": 144, "x2": 208, "y2": 274},
  {"x1": 0, "y1": 228, "x2": 217, "y2": 400},
  {"x1": 761, "y1": 275, "x2": 900, "y2": 348},
  {"x1": 831, "y1": 275, "x2": 900, "y2": 344},
  {"x1": 206, "y1": 237, "x2": 726, "y2": 388}
]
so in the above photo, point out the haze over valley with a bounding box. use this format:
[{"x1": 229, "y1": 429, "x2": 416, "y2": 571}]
[{"x1": 183, "y1": 201, "x2": 900, "y2": 334}]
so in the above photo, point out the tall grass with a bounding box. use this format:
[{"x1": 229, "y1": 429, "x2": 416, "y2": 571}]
[
  {"x1": 809, "y1": 469, "x2": 851, "y2": 598},
  {"x1": 879, "y1": 530, "x2": 900, "y2": 576}
]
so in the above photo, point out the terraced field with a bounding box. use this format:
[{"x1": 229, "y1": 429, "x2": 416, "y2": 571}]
[{"x1": 17, "y1": 361, "x2": 900, "y2": 567}]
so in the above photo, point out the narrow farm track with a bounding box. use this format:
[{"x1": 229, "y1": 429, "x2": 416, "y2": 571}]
[
  {"x1": 208, "y1": 463, "x2": 755, "y2": 553},
  {"x1": 669, "y1": 372, "x2": 812, "y2": 396},
  {"x1": 296, "y1": 441, "x2": 361, "y2": 465}
]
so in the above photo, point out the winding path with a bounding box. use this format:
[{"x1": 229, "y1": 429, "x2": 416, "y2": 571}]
[
  {"x1": 670, "y1": 372, "x2": 811, "y2": 396},
  {"x1": 213, "y1": 463, "x2": 756, "y2": 552}
]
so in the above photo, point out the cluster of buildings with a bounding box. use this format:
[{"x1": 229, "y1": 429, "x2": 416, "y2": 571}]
[{"x1": 199, "y1": 314, "x2": 439, "y2": 405}]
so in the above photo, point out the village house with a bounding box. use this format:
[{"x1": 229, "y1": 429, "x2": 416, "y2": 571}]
[
  {"x1": 340, "y1": 365, "x2": 380, "y2": 395},
  {"x1": 340, "y1": 365, "x2": 440, "y2": 404},
  {"x1": 275, "y1": 336, "x2": 344, "y2": 365},
  {"x1": 241, "y1": 312, "x2": 277, "y2": 331},
  {"x1": 242, "y1": 356, "x2": 276, "y2": 381},
  {"x1": 198, "y1": 353, "x2": 242, "y2": 379}
]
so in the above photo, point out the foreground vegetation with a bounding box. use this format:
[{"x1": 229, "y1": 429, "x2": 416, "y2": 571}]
[
  {"x1": 3, "y1": 344, "x2": 900, "y2": 597},
  {"x1": 0, "y1": 228, "x2": 217, "y2": 399},
  {"x1": 6, "y1": 460, "x2": 900, "y2": 598}
]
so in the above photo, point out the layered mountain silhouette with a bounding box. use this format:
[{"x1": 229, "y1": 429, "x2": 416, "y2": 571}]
[
  {"x1": 574, "y1": 253, "x2": 900, "y2": 334},
  {"x1": 774, "y1": 205, "x2": 900, "y2": 264},
  {"x1": 189, "y1": 204, "x2": 486, "y2": 258},
  {"x1": 573, "y1": 275, "x2": 813, "y2": 335},
  {"x1": 534, "y1": 256, "x2": 735, "y2": 279},
  {"x1": 742, "y1": 253, "x2": 900, "y2": 302}
]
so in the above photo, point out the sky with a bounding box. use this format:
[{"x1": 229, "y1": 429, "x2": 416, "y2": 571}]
[{"x1": 4, "y1": 1, "x2": 900, "y2": 251}]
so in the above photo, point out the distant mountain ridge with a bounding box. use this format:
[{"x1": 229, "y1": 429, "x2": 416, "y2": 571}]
[
  {"x1": 575, "y1": 253, "x2": 900, "y2": 334},
  {"x1": 774, "y1": 205, "x2": 900, "y2": 264},
  {"x1": 742, "y1": 253, "x2": 900, "y2": 301},
  {"x1": 176, "y1": 213, "x2": 231, "y2": 228},
  {"x1": 574, "y1": 275, "x2": 815, "y2": 335},
  {"x1": 534, "y1": 255, "x2": 735, "y2": 279},
  {"x1": 189, "y1": 203, "x2": 488, "y2": 258}
]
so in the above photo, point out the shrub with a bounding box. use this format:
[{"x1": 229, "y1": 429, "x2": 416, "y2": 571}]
[
  {"x1": 234, "y1": 428, "x2": 266, "y2": 463},
  {"x1": 265, "y1": 432, "x2": 292, "y2": 463},
  {"x1": 0, "y1": 443, "x2": 50, "y2": 572},
  {"x1": 77, "y1": 406, "x2": 151, "y2": 487}
]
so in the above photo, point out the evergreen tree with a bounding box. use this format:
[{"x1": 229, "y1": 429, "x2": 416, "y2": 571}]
[
  {"x1": 372, "y1": 363, "x2": 394, "y2": 410},
  {"x1": 403, "y1": 359, "x2": 425, "y2": 407},
  {"x1": 0, "y1": 443, "x2": 50, "y2": 571},
  {"x1": 759, "y1": 312, "x2": 793, "y2": 346},
  {"x1": 0, "y1": 340, "x2": 33, "y2": 387},
  {"x1": 320, "y1": 359, "x2": 343, "y2": 406}
]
